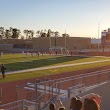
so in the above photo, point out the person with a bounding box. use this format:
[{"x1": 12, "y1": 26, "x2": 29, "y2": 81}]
[
  {"x1": 70, "y1": 97, "x2": 77, "y2": 110},
  {"x1": 49, "y1": 102, "x2": 56, "y2": 110},
  {"x1": 26, "y1": 52, "x2": 28, "y2": 58},
  {"x1": 74, "y1": 99, "x2": 82, "y2": 110},
  {"x1": 0, "y1": 51, "x2": 3, "y2": 56},
  {"x1": 36, "y1": 52, "x2": 39, "y2": 57},
  {"x1": 1, "y1": 64, "x2": 6, "y2": 78},
  {"x1": 31, "y1": 52, "x2": 34, "y2": 57},
  {"x1": 58, "y1": 106, "x2": 66, "y2": 110},
  {"x1": 83, "y1": 98, "x2": 100, "y2": 110},
  {"x1": 90, "y1": 94, "x2": 101, "y2": 106},
  {"x1": 80, "y1": 93, "x2": 101, "y2": 106}
]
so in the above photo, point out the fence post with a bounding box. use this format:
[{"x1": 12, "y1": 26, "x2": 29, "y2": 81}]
[
  {"x1": 57, "y1": 82, "x2": 60, "y2": 95},
  {"x1": 35, "y1": 83, "x2": 38, "y2": 102},
  {"x1": 98, "y1": 73, "x2": 101, "y2": 87},
  {"x1": 68, "y1": 88, "x2": 70, "y2": 98},
  {"x1": 22, "y1": 100, "x2": 24, "y2": 110}
]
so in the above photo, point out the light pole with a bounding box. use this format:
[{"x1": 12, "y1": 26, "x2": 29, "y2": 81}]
[
  {"x1": 48, "y1": 29, "x2": 52, "y2": 48},
  {"x1": 54, "y1": 31, "x2": 59, "y2": 47},
  {"x1": 55, "y1": 36, "x2": 56, "y2": 47},
  {"x1": 65, "y1": 30, "x2": 67, "y2": 49},
  {"x1": 98, "y1": 23, "x2": 100, "y2": 51},
  {"x1": 49, "y1": 37, "x2": 51, "y2": 48}
]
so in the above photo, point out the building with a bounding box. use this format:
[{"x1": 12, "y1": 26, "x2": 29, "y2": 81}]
[
  {"x1": 101, "y1": 28, "x2": 110, "y2": 45},
  {"x1": 32, "y1": 37, "x2": 91, "y2": 51},
  {"x1": 0, "y1": 37, "x2": 91, "y2": 52}
]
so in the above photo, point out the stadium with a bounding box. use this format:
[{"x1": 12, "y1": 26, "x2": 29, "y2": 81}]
[
  {"x1": 1, "y1": 1, "x2": 110, "y2": 109},
  {"x1": 0, "y1": 30, "x2": 110, "y2": 110}
]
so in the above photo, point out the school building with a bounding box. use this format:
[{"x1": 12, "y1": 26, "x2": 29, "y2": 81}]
[{"x1": 0, "y1": 37, "x2": 91, "y2": 52}]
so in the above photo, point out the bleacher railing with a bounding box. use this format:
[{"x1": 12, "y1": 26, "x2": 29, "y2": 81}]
[{"x1": 0, "y1": 99, "x2": 39, "y2": 110}]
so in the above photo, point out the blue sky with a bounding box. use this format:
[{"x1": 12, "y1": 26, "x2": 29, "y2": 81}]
[{"x1": 0, "y1": 0, "x2": 110, "y2": 38}]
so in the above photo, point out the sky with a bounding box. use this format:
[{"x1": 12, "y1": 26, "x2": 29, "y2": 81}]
[{"x1": 0, "y1": 0, "x2": 110, "y2": 38}]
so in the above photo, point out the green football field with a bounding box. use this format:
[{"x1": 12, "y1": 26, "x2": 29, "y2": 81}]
[{"x1": 0, "y1": 53, "x2": 110, "y2": 83}]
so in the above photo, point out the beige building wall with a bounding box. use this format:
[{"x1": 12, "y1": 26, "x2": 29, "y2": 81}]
[
  {"x1": 66, "y1": 37, "x2": 91, "y2": 49},
  {"x1": 0, "y1": 39, "x2": 33, "y2": 49},
  {"x1": 0, "y1": 37, "x2": 91, "y2": 51},
  {"x1": 33, "y1": 37, "x2": 91, "y2": 50},
  {"x1": 32, "y1": 37, "x2": 50, "y2": 50}
]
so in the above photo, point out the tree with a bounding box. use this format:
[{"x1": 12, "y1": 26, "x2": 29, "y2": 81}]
[
  {"x1": 24, "y1": 30, "x2": 34, "y2": 39},
  {"x1": 5, "y1": 29, "x2": 11, "y2": 39},
  {"x1": 24, "y1": 30, "x2": 29, "y2": 39},
  {"x1": 11, "y1": 28, "x2": 20, "y2": 39},
  {"x1": 40, "y1": 30, "x2": 43, "y2": 37},
  {"x1": 0, "y1": 27, "x2": 4, "y2": 39},
  {"x1": 21, "y1": 36, "x2": 24, "y2": 39},
  {"x1": 36, "y1": 30, "x2": 41, "y2": 37},
  {"x1": 62, "y1": 33, "x2": 69, "y2": 37},
  {"x1": 47, "y1": 29, "x2": 52, "y2": 37},
  {"x1": 41, "y1": 33, "x2": 47, "y2": 37},
  {"x1": 36, "y1": 30, "x2": 47, "y2": 37},
  {"x1": 29, "y1": 30, "x2": 34, "y2": 39},
  {"x1": 54, "y1": 31, "x2": 59, "y2": 37}
]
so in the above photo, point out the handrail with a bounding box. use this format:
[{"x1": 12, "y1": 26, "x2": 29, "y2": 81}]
[
  {"x1": 35, "y1": 68, "x2": 110, "y2": 85},
  {"x1": 0, "y1": 99, "x2": 39, "y2": 110}
]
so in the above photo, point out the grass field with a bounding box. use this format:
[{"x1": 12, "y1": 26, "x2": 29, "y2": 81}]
[{"x1": 0, "y1": 53, "x2": 110, "y2": 83}]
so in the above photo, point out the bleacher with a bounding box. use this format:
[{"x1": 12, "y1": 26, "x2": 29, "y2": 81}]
[
  {"x1": 43, "y1": 81, "x2": 110, "y2": 110},
  {"x1": 0, "y1": 69, "x2": 110, "y2": 110}
]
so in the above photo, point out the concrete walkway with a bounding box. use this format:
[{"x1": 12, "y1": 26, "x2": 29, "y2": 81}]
[{"x1": 6, "y1": 59, "x2": 110, "y2": 75}]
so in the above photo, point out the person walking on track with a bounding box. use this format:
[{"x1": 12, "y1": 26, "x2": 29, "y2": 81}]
[{"x1": 1, "y1": 64, "x2": 6, "y2": 78}]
